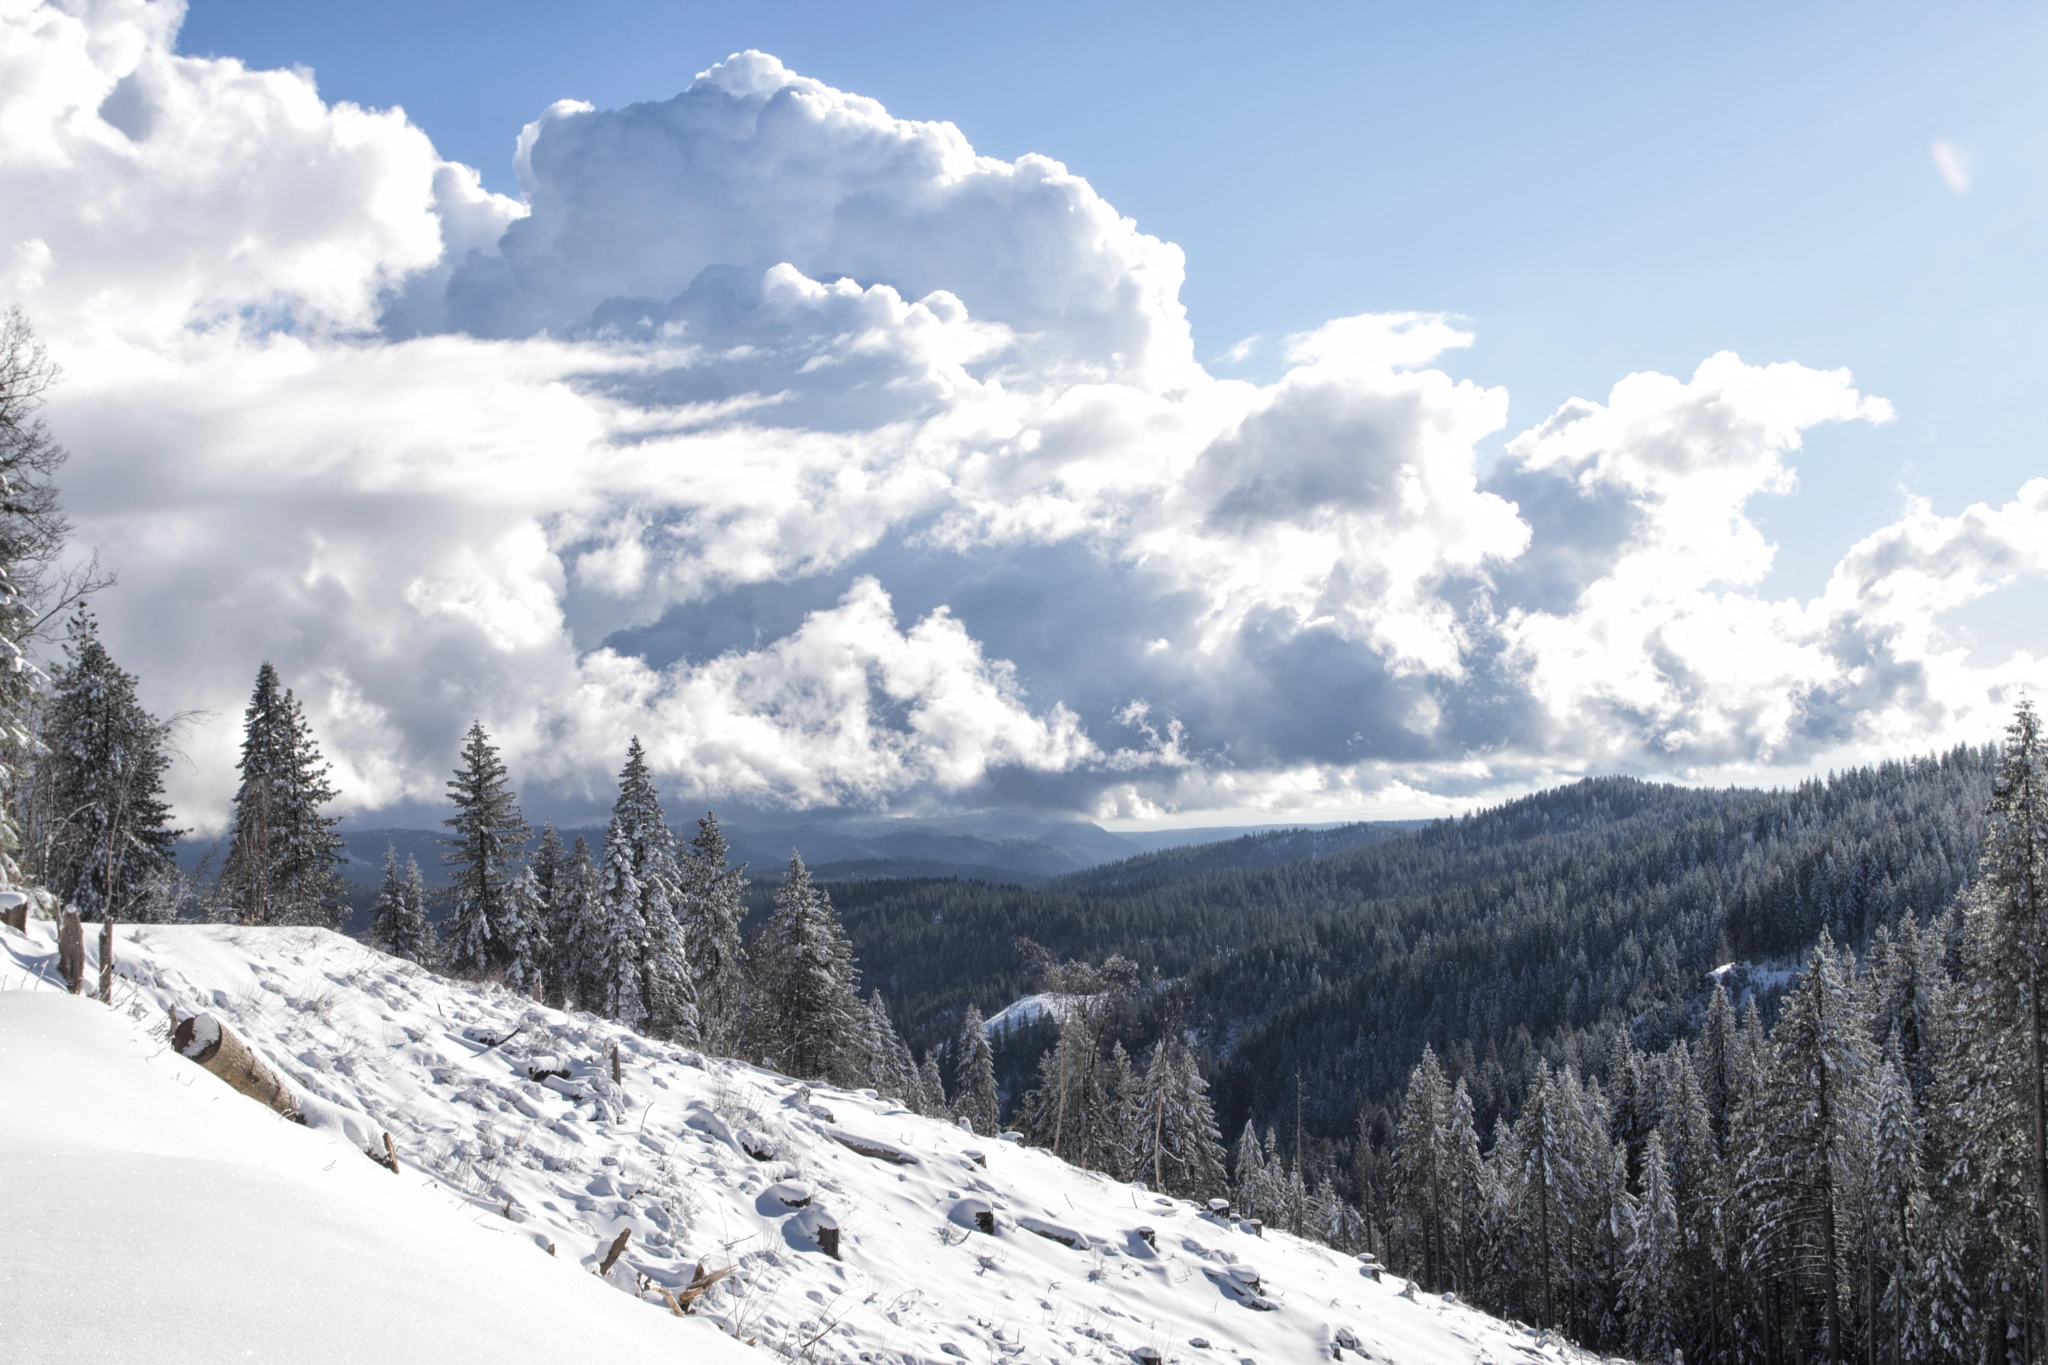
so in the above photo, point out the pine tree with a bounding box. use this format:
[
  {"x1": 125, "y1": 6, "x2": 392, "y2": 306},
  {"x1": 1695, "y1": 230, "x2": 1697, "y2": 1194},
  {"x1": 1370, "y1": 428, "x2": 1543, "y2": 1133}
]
[
  {"x1": 1953, "y1": 699, "x2": 2048, "y2": 1344},
  {"x1": 41, "y1": 609, "x2": 180, "y2": 920},
  {"x1": 918, "y1": 1051, "x2": 951, "y2": 1119},
  {"x1": 1138, "y1": 1032, "x2": 1227, "y2": 1199},
  {"x1": 1736, "y1": 929, "x2": 1869, "y2": 1365},
  {"x1": 1231, "y1": 1120, "x2": 1266, "y2": 1218},
  {"x1": 220, "y1": 663, "x2": 344, "y2": 926},
  {"x1": 592, "y1": 813, "x2": 647, "y2": 1025},
  {"x1": 1105, "y1": 1041, "x2": 1143, "y2": 1182},
  {"x1": 585, "y1": 739, "x2": 695, "y2": 1039},
  {"x1": 559, "y1": 833, "x2": 603, "y2": 1008},
  {"x1": 1395, "y1": 1047, "x2": 1456, "y2": 1288},
  {"x1": 678, "y1": 811, "x2": 747, "y2": 1052},
  {"x1": 861, "y1": 990, "x2": 921, "y2": 1104},
  {"x1": 439, "y1": 721, "x2": 532, "y2": 981},
  {"x1": 759, "y1": 851, "x2": 861, "y2": 1082},
  {"x1": 369, "y1": 845, "x2": 436, "y2": 967},
  {"x1": 1625, "y1": 1127, "x2": 1681, "y2": 1359},
  {"x1": 531, "y1": 822, "x2": 575, "y2": 1006},
  {"x1": 953, "y1": 1004, "x2": 1002, "y2": 1136}
]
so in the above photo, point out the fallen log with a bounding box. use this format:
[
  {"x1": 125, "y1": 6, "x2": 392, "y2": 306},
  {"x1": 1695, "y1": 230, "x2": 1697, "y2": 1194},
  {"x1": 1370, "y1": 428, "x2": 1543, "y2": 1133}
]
[{"x1": 172, "y1": 1012, "x2": 302, "y2": 1121}]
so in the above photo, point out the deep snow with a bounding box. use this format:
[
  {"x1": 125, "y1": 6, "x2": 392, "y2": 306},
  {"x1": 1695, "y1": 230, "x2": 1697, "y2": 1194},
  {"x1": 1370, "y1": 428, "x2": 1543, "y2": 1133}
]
[{"x1": 2, "y1": 921, "x2": 1606, "y2": 1365}]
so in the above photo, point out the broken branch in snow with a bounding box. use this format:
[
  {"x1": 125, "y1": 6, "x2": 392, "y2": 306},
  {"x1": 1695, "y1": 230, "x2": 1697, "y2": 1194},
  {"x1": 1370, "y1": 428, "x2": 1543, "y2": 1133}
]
[{"x1": 598, "y1": 1228, "x2": 631, "y2": 1276}]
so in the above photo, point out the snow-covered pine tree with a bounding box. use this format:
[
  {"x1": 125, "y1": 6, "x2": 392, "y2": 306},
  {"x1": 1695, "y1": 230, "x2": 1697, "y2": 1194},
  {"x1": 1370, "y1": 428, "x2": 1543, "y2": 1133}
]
[
  {"x1": 220, "y1": 663, "x2": 345, "y2": 926},
  {"x1": 1624, "y1": 1126, "x2": 1680, "y2": 1359},
  {"x1": 917, "y1": 1051, "x2": 951, "y2": 1119},
  {"x1": 369, "y1": 846, "x2": 436, "y2": 967},
  {"x1": 759, "y1": 851, "x2": 861, "y2": 1082},
  {"x1": 1735, "y1": 929, "x2": 1870, "y2": 1365},
  {"x1": 560, "y1": 834, "x2": 603, "y2": 1009},
  {"x1": 1105, "y1": 1041, "x2": 1143, "y2": 1183},
  {"x1": 531, "y1": 822, "x2": 574, "y2": 1006},
  {"x1": 1138, "y1": 1032, "x2": 1228, "y2": 1200},
  {"x1": 439, "y1": 721, "x2": 532, "y2": 981},
  {"x1": 1509, "y1": 1062, "x2": 1583, "y2": 1333},
  {"x1": 678, "y1": 811, "x2": 748, "y2": 1053},
  {"x1": 621, "y1": 741, "x2": 695, "y2": 1041},
  {"x1": 1231, "y1": 1120, "x2": 1266, "y2": 1217},
  {"x1": 953, "y1": 1005, "x2": 1002, "y2": 1136},
  {"x1": 861, "y1": 990, "x2": 921, "y2": 1104},
  {"x1": 1394, "y1": 1046, "x2": 1455, "y2": 1288},
  {"x1": 592, "y1": 813, "x2": 647, "y2": 1025},
  {"x1": 40, "y1": 609, "x2": 180, "y2": 920},
  {"x1": 1951, "y1": 699, "x2": 2048, "y2": 1346}
]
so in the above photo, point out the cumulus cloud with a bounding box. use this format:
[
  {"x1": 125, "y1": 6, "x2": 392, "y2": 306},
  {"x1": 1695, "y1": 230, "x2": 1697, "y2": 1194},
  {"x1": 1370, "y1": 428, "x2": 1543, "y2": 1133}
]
[{"x1": 2, "y1": 1, "x2": 2041, "y2": 828}]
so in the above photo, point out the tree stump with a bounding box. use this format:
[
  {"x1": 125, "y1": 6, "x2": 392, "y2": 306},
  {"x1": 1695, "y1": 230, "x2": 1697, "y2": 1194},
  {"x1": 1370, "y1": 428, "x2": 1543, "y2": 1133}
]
[
  {"x1": 0, "y1": 890, "x2": 27, "y2": 932},
  {"x1": 172, "y1": 1012, "x2": 302, "y2": 1120},
  {"x1": 98, "y1": 919, "x2": 114, "y2": 1003},
  {"x1": 57, "y1": 911, "x2": 84, "y2": 993}
]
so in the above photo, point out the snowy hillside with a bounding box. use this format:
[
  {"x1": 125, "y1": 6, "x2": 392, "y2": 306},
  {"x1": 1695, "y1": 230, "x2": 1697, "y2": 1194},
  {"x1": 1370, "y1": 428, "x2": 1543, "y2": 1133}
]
[{"x1": 3, "y1": 922, "x2": 1605, "y2": 1365}]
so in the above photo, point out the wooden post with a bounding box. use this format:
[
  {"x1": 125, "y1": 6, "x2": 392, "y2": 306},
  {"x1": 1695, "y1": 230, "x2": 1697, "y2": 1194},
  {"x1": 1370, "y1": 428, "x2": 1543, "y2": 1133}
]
[
  {"x1": 98, "y1": 918, "x2": 114, "y2": 1004},
  {"x1": 57, "y1": 910, "x2": 85, "y2": 993}
]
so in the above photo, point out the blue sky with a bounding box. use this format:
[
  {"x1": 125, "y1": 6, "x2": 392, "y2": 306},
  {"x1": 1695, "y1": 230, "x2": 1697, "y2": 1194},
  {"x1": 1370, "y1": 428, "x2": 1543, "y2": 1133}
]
[
  {"x1": 175, "y1": 0, "x2": 2048, "y2": 602},
  {"x1": 4, "y1": 0, "x2": 2043, "y2": 828}
]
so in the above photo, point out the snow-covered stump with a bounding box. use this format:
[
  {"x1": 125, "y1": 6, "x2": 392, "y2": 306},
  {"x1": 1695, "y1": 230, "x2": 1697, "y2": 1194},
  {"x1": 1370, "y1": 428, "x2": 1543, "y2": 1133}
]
[
  {"x1": 57, "y1": 910, "x2": 84, "y2": 993},
  {"x1": 172, "y1": 1012, "x2": 301, "y2": 1120},
  {"x1": 0, "y1": 889, "x2": 26, "y2": 932}
]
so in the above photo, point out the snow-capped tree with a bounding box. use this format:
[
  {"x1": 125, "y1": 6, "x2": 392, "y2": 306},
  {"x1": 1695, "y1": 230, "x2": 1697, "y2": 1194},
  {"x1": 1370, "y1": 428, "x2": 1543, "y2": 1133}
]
[
  {"x1": 369, "y1": 846, "x2": 435, "y2": 968},
  {"x1": 1624, "y1": 1127, "x2": 1681, "y2": 1358},
  {"x1": 678, "y1": 811, "x2": 747, "y2": 1052},
  {"x1": 559, "y1": 834, "x2": 604, "y2": 1009},
  {"x1": 40, "y1": 609, "x2": 180, "y2": 919},
  {"x1": 860, "y1": 989, "x2": 922, "y2": 1105},
  {"x1": 1138, "y1": 1031, "x2": 1227, "y2": 1200},
  {"x1": 953, "y1": 1004, "x2": 1002, "y2": 1136},
  {"x1": 220, "y1": 663, "x2": 344, "y2": 926},
  {"x1": 439, "y1": 721, "x2": 532, "y2": 982},
  {"x1": 757, "y1": 851, "x2": 860, "y2": 1082},
  {"x1": 1736, "y1": 929, "x2": 1870, "y2": 1365},
  {"x1": 583, "y1": 739, "x2": 694, "y2": 1040},
  {"x1": 531, "y1": 822, "x2": 575, "y2": 1007},
  {"x1": 917, "y1": 1051, "x2": 951, "y2": 1119},
  {"x1": 1951, "y1": 699, "x2": 2048, "y2": 1342}
]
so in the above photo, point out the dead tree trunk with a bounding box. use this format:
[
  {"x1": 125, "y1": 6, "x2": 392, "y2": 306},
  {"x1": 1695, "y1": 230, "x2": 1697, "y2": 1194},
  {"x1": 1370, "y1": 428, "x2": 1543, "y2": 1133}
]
[
  {"x1": 172, "y1": 1012, "x2": 301, "y2": 1120},
  {"x1": 57, "y1": 910, "x2": 84, "y2": 993}
]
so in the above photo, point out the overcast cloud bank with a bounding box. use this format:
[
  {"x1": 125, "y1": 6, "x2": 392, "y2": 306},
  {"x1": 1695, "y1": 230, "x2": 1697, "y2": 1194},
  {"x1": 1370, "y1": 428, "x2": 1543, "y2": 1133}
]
[{"x1": 3, "y1": 0, "x2": 2043, "y2": 829}]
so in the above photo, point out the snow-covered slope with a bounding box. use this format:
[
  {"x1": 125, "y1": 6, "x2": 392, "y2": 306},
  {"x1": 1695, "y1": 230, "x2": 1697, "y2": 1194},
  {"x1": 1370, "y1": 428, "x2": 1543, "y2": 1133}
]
[{"x1": 3, "y1": 922, "x2": 1602, "y2": 1365}]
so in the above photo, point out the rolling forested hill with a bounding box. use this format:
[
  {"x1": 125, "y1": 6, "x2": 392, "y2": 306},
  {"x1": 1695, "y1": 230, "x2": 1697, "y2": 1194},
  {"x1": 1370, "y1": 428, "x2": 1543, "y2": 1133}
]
[{"x1": 805, "y1": 746, "x2": 1996, "y2": 1142}]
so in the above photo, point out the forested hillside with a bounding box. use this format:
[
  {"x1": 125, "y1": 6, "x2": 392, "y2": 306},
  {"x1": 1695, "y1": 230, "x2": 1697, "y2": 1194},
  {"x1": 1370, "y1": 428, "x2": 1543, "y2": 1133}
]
[{"x1": 816, "y1": 747, "x2": 1994, "y2": 1140}]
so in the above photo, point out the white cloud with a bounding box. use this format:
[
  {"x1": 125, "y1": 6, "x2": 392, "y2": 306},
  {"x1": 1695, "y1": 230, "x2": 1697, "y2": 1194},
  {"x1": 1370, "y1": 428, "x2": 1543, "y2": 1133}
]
[
  {"x1": 1930, "y1": 139, "x2": 1971, "y2": 196},
  {"x1": 4, "y1": 2, "x2": 2043, "y2": 829}
]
